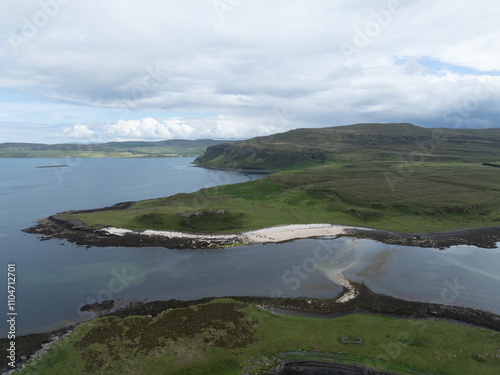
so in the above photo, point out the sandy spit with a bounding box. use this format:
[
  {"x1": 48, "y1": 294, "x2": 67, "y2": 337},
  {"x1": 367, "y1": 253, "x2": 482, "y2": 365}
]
[
  {"x1": 335, "y1": 273, "x2": 358, "y2": 303},
  {"x1": 102, "y1": 223, "x2": 370, "y2": 246}
]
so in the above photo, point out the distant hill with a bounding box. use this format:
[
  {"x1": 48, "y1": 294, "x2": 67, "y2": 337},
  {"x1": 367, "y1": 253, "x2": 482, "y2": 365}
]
[
  {"x1": 194, "y1": 123, "x2": 500, "y2": 170},
  {"x1": 35, "y1": 122, "x2": 500, "y2": 237},
  {"x1": 0, "y1": 139, "x2": 228, "y2": 158}
]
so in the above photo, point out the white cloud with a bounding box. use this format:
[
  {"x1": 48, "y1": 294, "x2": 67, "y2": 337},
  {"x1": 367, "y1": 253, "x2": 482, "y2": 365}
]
[
  {"x1": 61, "y1": 114, "x2": 287, "y2": 142},
  {"x1": 104, "y1": 118, "x2": 193, "y2": 140},
  {"x1": 0, "y1": 0, "x2": 499, "y2": 142},
  {"x1": 63, "y1": 124, "x2": 94, "y2": 139}
]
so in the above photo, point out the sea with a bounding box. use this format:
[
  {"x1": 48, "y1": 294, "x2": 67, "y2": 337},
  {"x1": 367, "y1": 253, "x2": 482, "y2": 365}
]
[{"x1": 1, "y1": 157, "x2": 500, "y2": 336}]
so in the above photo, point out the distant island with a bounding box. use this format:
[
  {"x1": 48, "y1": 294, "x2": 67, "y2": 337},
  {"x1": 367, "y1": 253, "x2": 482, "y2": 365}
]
[
  {"x1": 0, "y1": 139, "x2": 227, "y2": 158},
  {"x1": 35, "y1": 164, "x2": 69, "y2": 168},
  {"x1": 25, "y1": 123, "x2": 500, "y2": 249}
]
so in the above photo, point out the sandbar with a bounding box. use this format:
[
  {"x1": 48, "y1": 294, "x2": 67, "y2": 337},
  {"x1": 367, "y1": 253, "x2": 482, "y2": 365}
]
[{"x1": 102, "y1": 223, "x2": 368, "y2": 246}]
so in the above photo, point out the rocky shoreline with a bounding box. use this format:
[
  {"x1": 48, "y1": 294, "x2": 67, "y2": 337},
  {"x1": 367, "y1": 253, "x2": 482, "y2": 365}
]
[
  {"x1": 351, "y1": 226, "x2": 500, "y2": 249},
  {"x1": 66, "y1": 280, "x2": 500, "y2": 333},
  {"x1": 23, "y1": 202, "x2": 240, "y2": 249},
  {"x1": 277, "y1": 361, "x2": 395, "y2": 375},
  {"x1": 3, "y1": 280, "x2": 500, "y2": 374},
  {"x1": 23, "y1": 202, "x2": 500, "y2": 249}
]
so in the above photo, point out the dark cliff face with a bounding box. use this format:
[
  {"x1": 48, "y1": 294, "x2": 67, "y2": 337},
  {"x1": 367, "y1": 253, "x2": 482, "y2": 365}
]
[
  {"x1": 194, "y1": 142, "x2": 327, "y2": 170},
  {"x1": 194, "y1": 143, "x2": 229, "y2": 163},
  {"x1": 194, "y1": 123, "x2": 500, "y2": 171}
]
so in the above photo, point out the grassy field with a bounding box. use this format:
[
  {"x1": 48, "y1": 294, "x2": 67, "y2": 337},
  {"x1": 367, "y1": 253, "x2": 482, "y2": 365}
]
[
  {"x1": 194, "y1": 123, "x2": 500, "y2": 170},
  {"x1": 17, "y1": 299, "x2": 500, "y2": 375},
  {"x1": 0, "y1": 139, "x2": 224, "y2": 158},
  {"x1": 72, "y1": 161, "x2": 500, "y2": 234},
  {"x1": 64, "y1": 124, "x2": 500, "y2": 234},
  {"x1": 0, "y1": 150, "x2": 181, "y2": 158}
]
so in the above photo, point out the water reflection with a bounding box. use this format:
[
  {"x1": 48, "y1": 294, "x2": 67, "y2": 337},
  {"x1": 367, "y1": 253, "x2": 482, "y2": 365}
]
[{"x1": 1, "y1": 158, "x2": 499, "y2": 336}]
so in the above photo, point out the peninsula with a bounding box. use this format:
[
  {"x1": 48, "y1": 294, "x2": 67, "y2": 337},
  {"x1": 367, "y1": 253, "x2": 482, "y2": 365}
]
[
  {"x1": 25, "y1": 123, "x2": 500, "y2": 249},
  {"x1": 14, "y1": 123, "x2": 500, "y2": 375},
  {"x1": 0, "y1": 139, "x2": 225, "y2": 158}
]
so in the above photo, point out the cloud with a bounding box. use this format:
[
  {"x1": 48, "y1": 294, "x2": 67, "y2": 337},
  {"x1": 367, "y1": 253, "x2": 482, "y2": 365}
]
[
  {"x1": 0, "y1": 0, "x2": 499, "y2": 142},
  {"x1": 401, "y1": 58, "x2": 429, "y2": 76},
  {"x1": 63, "y1": 124, "x2": 94, "y2": 139},
  {"x1": 105, "y1": 118, "x2": 194, "y2": 140},
  {"x1": 61, "y1": 114, "x2": 287, "y2": 142}
]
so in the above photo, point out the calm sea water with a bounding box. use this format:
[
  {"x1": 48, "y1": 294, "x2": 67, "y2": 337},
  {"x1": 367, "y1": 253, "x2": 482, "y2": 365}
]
[{"x1": 1, "y1": 158, "x2": 499, "y2": 336}]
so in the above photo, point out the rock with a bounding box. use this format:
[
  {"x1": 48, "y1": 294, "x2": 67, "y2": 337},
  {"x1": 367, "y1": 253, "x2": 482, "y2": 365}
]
[
  {"x1": 80, "y1": 300, "x2": 114, "y2": 312},
  {"x1": 177, "y1": 209, "x2": 227, "y2": 218}
]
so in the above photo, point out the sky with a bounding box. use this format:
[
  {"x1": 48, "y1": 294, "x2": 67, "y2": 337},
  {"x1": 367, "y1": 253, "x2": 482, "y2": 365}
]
[{"x1": 1, "y1": 0, "x2": 499, "y2": 143}]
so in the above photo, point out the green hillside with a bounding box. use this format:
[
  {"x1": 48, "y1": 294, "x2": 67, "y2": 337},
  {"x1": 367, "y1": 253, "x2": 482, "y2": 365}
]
[
  {"x1": 0, "y1": 139, "x2": 226, "y2": 158},
  {"x1": 70, "y1": 123, "x2": 500, "y2": 234},
  {"x1": 14, "y1": 299, "x2": 500, "y2": 375},
  {"x1": 194, "y1": 123, "x2": 500, "y2": 170}
]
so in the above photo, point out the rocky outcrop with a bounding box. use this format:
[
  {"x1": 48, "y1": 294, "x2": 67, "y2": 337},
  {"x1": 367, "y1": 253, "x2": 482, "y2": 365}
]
[
  {"x1": 194, "y1": 143, "x2": 328, "y2": 171},
  {"x1": 177, "y1": 209, "x2": 227, "y2": 218},
  {"x1": 346, "y1": 227, "x2": 500, "y2": 249}
]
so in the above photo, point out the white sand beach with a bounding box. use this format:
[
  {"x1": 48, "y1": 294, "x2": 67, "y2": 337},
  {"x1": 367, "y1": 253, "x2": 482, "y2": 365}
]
[
  {"x1": 241, "y1": 224, "x2": 365, "y2": 244},
  {"x1": 102, "y1": 223, "x2": 369, "y2": 246},
  {"x1": 335, "y1": 272, "x2": 358, "y2": 303}
]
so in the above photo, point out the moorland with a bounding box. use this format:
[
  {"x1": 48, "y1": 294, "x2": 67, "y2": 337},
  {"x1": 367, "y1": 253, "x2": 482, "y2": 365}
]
[
  {"x1": 37, "y1": 123, "x2": 500, "y2": 239},
  {"x1": 12, "y1": 123, "x2": 500, "y2": 375}
]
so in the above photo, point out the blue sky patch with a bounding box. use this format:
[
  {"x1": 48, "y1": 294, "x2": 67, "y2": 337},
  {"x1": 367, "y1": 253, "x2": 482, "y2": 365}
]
[{"x1": 394, "y1": 57, "x2": 500, "y2": 76}]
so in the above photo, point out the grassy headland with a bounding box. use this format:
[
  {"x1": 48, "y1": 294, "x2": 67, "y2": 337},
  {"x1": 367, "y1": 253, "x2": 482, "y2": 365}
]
[
  {"x1": 14, "y1": 298, "x2": 500, "y2": 375},
  {"x1": 194, "y1": 122, "x2": 500, "y2": 170},
  {"x1": 68, "y1": 123, "x2": 500, "y2": 234},
  {"x1": 0, "y1": 139, "x2": 225, "y2": 158}
]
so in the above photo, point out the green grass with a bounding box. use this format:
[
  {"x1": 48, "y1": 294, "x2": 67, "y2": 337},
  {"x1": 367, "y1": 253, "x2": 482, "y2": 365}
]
[
  {"x1": 18, "y1": 299, "x2": 500, "y2": 375},
  {"x1": 0, "y1": 148, "x2": 200, "y2": 158},
  {"x1": 194, "y1": 123, "x2": 500, "y2": 170},
  {"x1": 64, "y1": 124, "x2": 500, "y2": 234},
  {"x1": 0, "y1": 139, "x2": 224, "y2": 158},
  {"x1": 72, "y1": 161, "x2": 500, "y2": 234}
]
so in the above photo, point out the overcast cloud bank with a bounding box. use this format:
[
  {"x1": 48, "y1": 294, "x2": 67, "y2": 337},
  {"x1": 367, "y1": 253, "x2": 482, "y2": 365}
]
[{"x1": 1, "y1": 0, "x2": 499, "y2": 142}]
